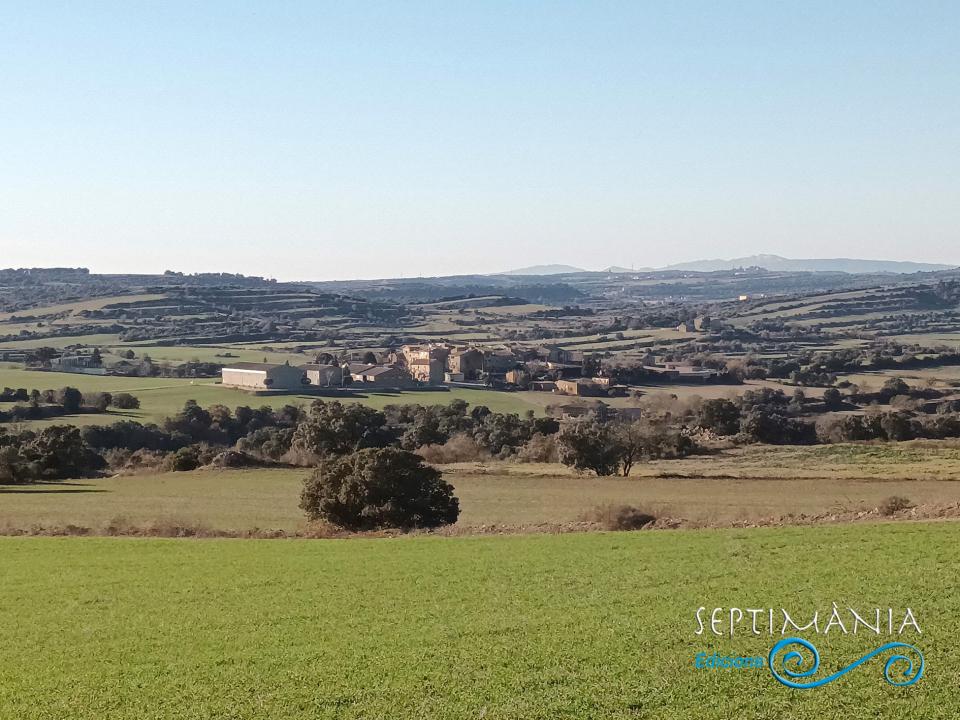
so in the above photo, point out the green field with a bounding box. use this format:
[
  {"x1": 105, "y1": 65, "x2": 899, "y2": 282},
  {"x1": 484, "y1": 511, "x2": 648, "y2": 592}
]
[
  {"x1": 0, "y1": 367, "x2": 549, "y2": 425},
  {"x1": 0, "y1": 524, "x2": 955, "y2": 719}
]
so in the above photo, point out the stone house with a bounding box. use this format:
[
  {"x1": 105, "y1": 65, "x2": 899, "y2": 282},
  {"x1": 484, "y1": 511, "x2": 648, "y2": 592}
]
[
  {"x1": 555, "y1": 378, "x2": 602, "y2": 396},
  {"x1": 409, "y1": 358, "x2": 445, "y2": 385},
  {"x1": 301, "y1": 363, "x2": 343, "y2": 388},
  {"x1": 448, "y1": 348, "x2": 483, "y2": 379},
  {"x1": 351, "y1": 365, "x2": 415, "y2": 388}
]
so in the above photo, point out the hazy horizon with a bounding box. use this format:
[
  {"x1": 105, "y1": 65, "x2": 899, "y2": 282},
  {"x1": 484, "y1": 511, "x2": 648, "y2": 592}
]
[{"x1": 3, "y1": 2, "x2": 958, "y2": 281}]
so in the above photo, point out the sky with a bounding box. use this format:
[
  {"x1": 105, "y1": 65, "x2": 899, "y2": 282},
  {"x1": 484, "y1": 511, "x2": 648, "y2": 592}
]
[{"x1": 1, "y1": 1, "x2": 958, "y2": 280}]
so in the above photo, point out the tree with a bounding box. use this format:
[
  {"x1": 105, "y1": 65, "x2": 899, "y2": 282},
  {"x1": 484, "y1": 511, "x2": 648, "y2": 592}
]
[
  {"x1": 400, "y1": 416, "x2": 446, "y2": 450},
  {"x1": 557, "y1": 421, "x2": 622, "y2": 476},
  {"x1": 740, "y1": 408, "x2": 815, "y2": 445},
  {"x1": 362, "y1": 351, "x2": 378, "y2": 365},
  {"x1": 290, "y1": 401, "x2": 392, "y2": 460},
  {"x1": 822, "y1": 387, "x2": 844, "y2": 410},
  {"x1": 25, "y1": 426, "x2": 106, "y2": 479},
  {"x1": 880, "y1": 412, "x2": 914, "y2": 442},
  {"x1": 300, "y1": 448, "x2": 459, "y2": 530},
  {"x1": 695, "y1": 399, "x2": 740, "y2": 436},
  {"x1": 472, "y1": 412, "x2": 530, "y2": 455},
  {"x1": 614, "y1": 420, "x2": 694, "y2": 475},
  {"x1": 85, "y1": 391, "x2": 112, "y2": 412},
  {"x1": 91, "y1": 348, "x2": 103, "y2": 367},
  {"x1": 57, "y1": 387, "x2": 83, "y2": 414},
  {"x1": 880, "y1": 377, "x2": 911, "y2": 402},
  {"x1": 111, "y1": 393, "x2": 141, "y2": 410}
]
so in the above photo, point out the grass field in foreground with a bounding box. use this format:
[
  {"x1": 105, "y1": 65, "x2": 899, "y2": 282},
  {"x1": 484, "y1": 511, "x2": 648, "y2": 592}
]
[
  {"x1": 4, "y1": 443, "x2": 960, "y2": 532},
  {"x1": 0, "y1": 524, "x2": 957, "y2": 719}
]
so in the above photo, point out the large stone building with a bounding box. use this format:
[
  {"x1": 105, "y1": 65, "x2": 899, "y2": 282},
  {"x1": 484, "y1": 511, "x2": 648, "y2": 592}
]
[
  {"x1": 448, "y1": 348, "x2": 483, "y2": 379},
  {"x1": 408, "y1": 358, "x2": 445, "y2": 385},
  {"x1": 401, "y1": 344, "x2": 450, "y2": 364},
  {"x1": 221, "y1": 362, "x2": 306, "y2": 391},
  {"x1": 482, "y1": 349, "x2": 519, "y2": 374},
  {"x1": 399, "y1": 344, "x2": 450, "y2": 385}
]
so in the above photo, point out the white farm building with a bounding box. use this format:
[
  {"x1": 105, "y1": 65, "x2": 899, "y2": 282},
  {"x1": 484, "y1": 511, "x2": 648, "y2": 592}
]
[{"x1": 220, "y1": 362, "x2": 307, "y2": 391}]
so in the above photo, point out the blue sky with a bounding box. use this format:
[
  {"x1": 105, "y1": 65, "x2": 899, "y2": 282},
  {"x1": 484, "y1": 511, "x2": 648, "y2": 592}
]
[{"x1": 2, "y1": 1, "x2": 958, "y2": 280}]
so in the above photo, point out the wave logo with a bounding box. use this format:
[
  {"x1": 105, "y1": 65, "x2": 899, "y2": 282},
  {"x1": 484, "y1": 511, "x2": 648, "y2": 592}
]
[{"x1": 769, "y1": 637, "x2": 924, "y2": 689}]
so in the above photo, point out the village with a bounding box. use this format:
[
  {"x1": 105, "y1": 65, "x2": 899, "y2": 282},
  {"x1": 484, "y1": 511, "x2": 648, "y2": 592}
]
[{"x1": 219, "y1": 340, "x2": 722, "y2": 403}]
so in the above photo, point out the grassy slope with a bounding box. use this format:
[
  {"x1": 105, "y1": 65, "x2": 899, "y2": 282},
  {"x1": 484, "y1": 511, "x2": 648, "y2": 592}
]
[
  {"x1": 0, "y1": 365, "x2": 830, "y2": 426},
  {"x1": 0, "y1": 368, "x2": 548, "y2": 425},
  {"x1": 0, "y1": 525, "x2": 955, "y2": 719},
  {"x1": 4, "y1": 444, "x2": 960, "y2": 531}
]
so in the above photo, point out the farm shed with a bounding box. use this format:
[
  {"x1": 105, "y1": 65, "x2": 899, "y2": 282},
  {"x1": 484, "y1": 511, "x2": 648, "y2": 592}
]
[{"x1": 221, "y1": 362, "x2": 306, "y2": 391}]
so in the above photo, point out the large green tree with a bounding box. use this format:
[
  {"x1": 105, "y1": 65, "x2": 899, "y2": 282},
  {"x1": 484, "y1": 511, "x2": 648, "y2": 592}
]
[{"x1": 300, "y1": 447, "x2": 459, "y2": 530}]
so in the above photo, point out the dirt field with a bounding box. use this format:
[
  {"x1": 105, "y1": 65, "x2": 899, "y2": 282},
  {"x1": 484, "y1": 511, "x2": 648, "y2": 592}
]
[{"x1": 4, "y1": 442, "x2": 960, "y2": 533}]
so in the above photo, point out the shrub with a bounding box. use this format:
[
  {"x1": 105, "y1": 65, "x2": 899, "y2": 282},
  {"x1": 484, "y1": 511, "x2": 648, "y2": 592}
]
[
  {"x1": 165, "y1": 446, "x2": 201, "y2": 472},
  {"x1": 300, "y1": 447, "x2": 460, "y2": 530},
  {"x1": 106, "y1": 448, "x2": 167, "y2": 474},
  {"x1": 879, "y1": 495, "x2": 912, "y2": 516},
  {"x1": 208, "y1": 450, "x2": 260, "y2": 468},
  {"x1": 415, "y1": 434, "x2": 489, "y2": 464},
  {"x1": 515, "y1": 433, "x2": 560, "y2": 463},
  {"x1": 237, "y1": 426, "x2": 295, "y2": 461},
  {"x1": 586, "y1": 503, "x2": 658, "y2": 530}
]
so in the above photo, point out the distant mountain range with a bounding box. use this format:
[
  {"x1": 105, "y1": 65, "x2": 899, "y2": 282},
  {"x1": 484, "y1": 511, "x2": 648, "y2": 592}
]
[
  {"x1": 499, "y1": 255, "x2": 955, "y2": 276},
  {"x1": 497, "y1": 264, "x2": 586, "y2": 276},
  {"x1": 660, "y1": 254, "x2": 955, "y2": 274}
]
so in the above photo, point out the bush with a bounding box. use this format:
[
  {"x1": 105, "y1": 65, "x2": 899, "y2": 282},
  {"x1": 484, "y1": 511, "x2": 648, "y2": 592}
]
[
  {"x1": 515, "y1": 433, "x2": 560, "y2": 463},
  {"x1": 165, "y1": 446, "x2": 201, "y2": 472},
  {"x1": 103, "y1": 448, "x2": 167, "y2": 474},
  {"x1": 208, "y1": 450, "x2": 260, "y2": 468},
  {"x1": 879, "y1": 495, "x2": 912, "y2": 516},
  {"x1": 237, "y1": 426, "x2": 295, "y2": 461},
  {"x1": 587, "y1": 503, "x2": 658, "y2": 530},
  {"x1": 415, "y1": 434, "x2": 489, "y2": 464},
  {"x1": 300, "y1": 447, "x2": 460, "y2": 530}
]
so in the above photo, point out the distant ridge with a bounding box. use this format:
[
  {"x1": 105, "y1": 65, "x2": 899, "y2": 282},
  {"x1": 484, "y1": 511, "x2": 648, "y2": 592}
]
[
  {"x1": 498, "y1": 264, "x2": 586, "y2": 276},
  {"x1": 495, "y1": 255, "x2": 955, "y2": 277},
  {"x1": 662, "y1": 254, "x2": 954, "y2": 274}
]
